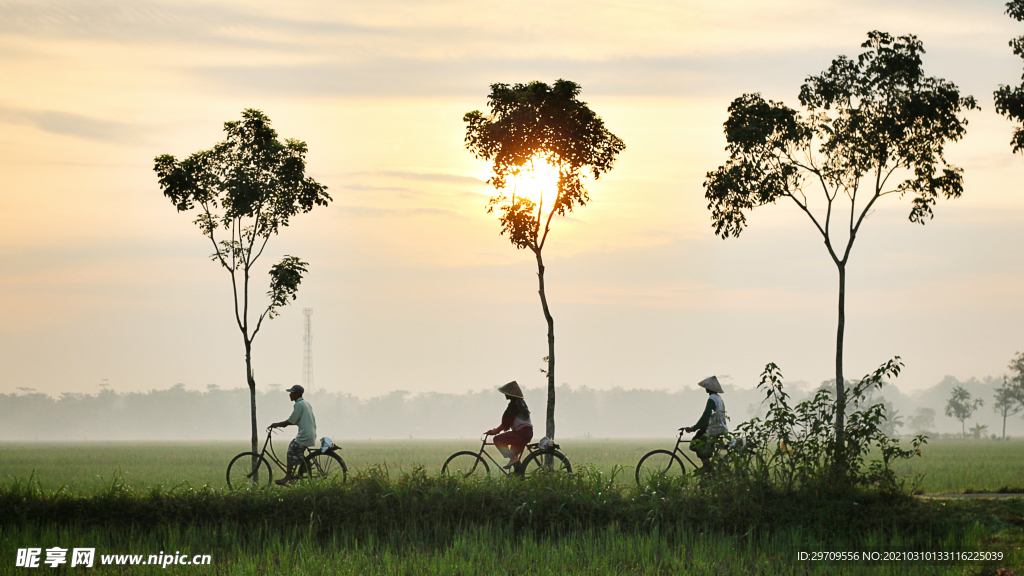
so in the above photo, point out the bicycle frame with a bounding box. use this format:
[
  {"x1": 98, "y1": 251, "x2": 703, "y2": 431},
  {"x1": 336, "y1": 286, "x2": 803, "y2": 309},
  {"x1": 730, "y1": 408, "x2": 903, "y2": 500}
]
[
  {"x1": 260, "y1": 428, "x2": 325, "y2": 476},
  {"x1": 668, "y1": 430, "x2": 701, "y2": 469},
  {"x1": 472, "y1": 433, "x2": 556, "y2": 475},
  {"x1": 265, "y1": 430, "x2": 291, "y2": 472},
  {"x1": 472, "y1": 434, "x2": 520, "y2": 476}
]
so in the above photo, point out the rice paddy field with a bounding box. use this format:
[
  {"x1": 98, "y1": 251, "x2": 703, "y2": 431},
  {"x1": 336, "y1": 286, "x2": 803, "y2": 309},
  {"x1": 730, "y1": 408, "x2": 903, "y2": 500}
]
[
  {"x1": 0, "y1": 438, "x2": 1020, "y2": 494},
  {"x1": 1, "y1": 439, "x2": 1022, "y2": 575}
]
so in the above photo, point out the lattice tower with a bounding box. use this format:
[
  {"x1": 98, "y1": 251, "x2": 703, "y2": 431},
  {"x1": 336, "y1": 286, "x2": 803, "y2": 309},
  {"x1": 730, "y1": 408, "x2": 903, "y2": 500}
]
[{"x1": 302, "y1": 308, "x2": 313, "y2": 392}]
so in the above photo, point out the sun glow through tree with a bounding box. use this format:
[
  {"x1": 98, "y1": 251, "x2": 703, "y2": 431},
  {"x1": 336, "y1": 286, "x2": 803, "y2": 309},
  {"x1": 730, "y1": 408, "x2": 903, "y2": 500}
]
[
  {"x1": 509, "y1": 157, "x2": 558, "y2": 211},
  {"x1": 464, "y1": 80, "x2": 625, "y2": 445}
]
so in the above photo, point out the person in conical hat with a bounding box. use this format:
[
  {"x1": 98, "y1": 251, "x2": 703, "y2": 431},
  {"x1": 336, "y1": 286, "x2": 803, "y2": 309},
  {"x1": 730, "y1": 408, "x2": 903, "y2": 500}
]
[
  {"x1": 485, "y1": 381, "x2": 533, "y2": 471},
  {"x1": 497, "y1": 380, "x2": 524, "y2": 398},
  {"x1": 682, "y1": 376, "x2": 727, "y2": 472}
]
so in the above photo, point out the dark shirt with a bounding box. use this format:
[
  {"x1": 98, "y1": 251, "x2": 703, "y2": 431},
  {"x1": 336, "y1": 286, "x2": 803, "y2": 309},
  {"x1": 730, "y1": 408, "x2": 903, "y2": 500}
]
[
  {"x1": 693, "y1": 397, "x2": 715, "y2": 431},
  {"x1": 496, "y1": 400, "x2": 532, "y2": 432}
]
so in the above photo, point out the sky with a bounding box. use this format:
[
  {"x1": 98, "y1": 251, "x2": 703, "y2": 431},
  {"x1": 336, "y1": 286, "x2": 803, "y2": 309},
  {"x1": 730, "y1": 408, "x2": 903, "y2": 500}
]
[{"x1": 1, "y1": 0, "x2": 1023, "y2": 404}]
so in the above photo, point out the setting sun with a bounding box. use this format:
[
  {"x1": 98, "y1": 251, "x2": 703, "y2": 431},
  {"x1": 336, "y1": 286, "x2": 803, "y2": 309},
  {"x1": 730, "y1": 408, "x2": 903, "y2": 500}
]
[{"x1": 509, "y1": 158, "x2": 558, "y2": 209}]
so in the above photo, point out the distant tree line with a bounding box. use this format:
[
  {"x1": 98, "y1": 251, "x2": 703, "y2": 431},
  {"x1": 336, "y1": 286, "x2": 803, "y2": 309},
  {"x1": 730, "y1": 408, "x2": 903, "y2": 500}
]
[
  {"x1": 944, "y1": 352, "x2": 1024, "y2": 440},
  {"x1": 0, "y1": 385, "x2": 716, "y2": 441},
  {"x1": 2, "y1": 373, "x2": 1022, "y2": 441}
]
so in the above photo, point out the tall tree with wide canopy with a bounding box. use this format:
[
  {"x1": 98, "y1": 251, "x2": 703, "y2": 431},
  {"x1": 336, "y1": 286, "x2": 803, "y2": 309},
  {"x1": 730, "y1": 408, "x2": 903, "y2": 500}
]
[
  {"x1": 154, "y1": 109, "x2": 331, "y2": 454},
  {"x1": 704, "y1": 32, "x2": 977, "y2": 468},
  {"x1": 464, "y1": 80, "x2": 625, "y2": 442},
  {"x1": 995, "y1": 0, "x2": 1024, "y2": 152}
]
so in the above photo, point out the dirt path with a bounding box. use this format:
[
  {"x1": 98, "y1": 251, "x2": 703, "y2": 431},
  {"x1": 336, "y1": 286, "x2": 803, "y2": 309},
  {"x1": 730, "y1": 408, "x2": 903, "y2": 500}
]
[{"x1": 916, "y1": 493, "x2": 1024, "y2": 500}]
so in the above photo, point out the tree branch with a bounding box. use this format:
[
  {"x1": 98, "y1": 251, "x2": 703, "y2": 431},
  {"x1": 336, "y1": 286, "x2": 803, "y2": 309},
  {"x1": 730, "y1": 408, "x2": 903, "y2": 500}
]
[
  {"x1": 238, "y1": 216, "x2": 250, "y2": 338},
  {"x1": 843, "y1": 162, "x2": 888, "y2": 264}
]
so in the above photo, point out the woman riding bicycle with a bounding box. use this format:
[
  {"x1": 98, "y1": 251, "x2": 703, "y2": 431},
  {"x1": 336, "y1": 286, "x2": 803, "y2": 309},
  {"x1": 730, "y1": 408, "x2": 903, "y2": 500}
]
[
  {"x1": 682, "y1": 375, "x2": 728, "y2": 473},
  {"x1": 485, "y1": 381, "x2": 533, "y2": 472}
]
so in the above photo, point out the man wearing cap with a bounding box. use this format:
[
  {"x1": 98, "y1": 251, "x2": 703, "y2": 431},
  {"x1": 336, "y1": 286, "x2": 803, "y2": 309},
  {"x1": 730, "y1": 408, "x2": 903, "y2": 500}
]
[
  {"x1": 485, "y1": 381, "x2": 533, "y2": 471},
  {"x1": 268, "y1": 384, "x2": 317, "y2": 486},
  {"x1": 682, "y1": 376, "x2": 728, "y2": 472}
]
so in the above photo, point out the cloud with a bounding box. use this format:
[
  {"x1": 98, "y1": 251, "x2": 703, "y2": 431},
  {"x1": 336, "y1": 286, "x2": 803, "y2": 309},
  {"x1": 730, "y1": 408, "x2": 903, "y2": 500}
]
[
  {"x1": 340, "y1": 184, "x2": 412, "y2": 193},
  {"x1": 0, "y1": 1, "x2": 366, "y2": 51},
  {"x1": 4, "y1": 1, "x2": 1003, "y2": 102},
  {"x1": 189, "y1": 53, "x2": 830, "y2": 99},
  {"x1": 338, "y1": 171, "x2": 483, "y2": 191},
  {"x1": 0, "y1": 105, "x2": 146, "y2": 144},
  {"x1": 381, "y1": 171, "x2": 484, "y2": 185},
  {"x1": 337, "y1": 205, "x2": 467, "y2": 220}
]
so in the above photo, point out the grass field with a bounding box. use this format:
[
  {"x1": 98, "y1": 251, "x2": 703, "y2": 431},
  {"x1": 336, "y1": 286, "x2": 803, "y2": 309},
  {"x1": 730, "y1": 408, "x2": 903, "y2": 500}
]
[
  {"x1": 2, "y1": 438, "x2": 1021, "y2": 574},
  {"x1": 0, "y1": 521, "x2": 1002, "y2": 575},
  {"x1": 1, "y1": 438, "x2": 1021, "y2": 494}
]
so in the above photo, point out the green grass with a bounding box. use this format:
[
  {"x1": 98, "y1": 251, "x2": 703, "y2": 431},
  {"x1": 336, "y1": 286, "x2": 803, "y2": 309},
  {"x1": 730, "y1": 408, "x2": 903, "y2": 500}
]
[
  {"x1": 2, "y1": 460, "x2": 1022, "y2": 575},
  {"x1": 1, "y1": 435, "x2": 1021, "y2": 575},
  {"x1": 0, "y1": 521, "x2": 1003, "y2": 575},
  {"x1": 889, "y1": 440, "x2": 1024, "y2": 494},
  {"x1": 1, "y1": 438, "x2": 1020, "y2": 494}
]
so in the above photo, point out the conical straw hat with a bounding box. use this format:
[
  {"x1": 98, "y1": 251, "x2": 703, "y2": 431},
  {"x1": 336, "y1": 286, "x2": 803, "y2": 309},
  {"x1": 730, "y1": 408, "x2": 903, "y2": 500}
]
[
  {"x1": 498, "y1": 381, "x2": 524, "y2": 398},
  {"x1": 697, "y1": 376, "x2": 724, "y2": 394}
]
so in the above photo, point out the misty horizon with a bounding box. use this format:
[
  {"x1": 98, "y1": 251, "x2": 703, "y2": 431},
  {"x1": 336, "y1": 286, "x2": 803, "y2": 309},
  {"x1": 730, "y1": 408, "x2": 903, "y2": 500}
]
[{"x1": 3, "y1": 373, "x2": 1020, "y2": 441}]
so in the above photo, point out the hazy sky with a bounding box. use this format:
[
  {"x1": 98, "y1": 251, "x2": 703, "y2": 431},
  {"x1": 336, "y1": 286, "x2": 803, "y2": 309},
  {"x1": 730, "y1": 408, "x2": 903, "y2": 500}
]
[{"x1": 1, "y1": 0, "x2": 1022, "y2": 401}]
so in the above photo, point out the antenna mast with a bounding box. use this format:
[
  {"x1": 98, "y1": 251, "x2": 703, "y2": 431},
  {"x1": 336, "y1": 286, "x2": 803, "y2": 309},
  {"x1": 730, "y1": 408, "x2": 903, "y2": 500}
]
[{"x1": 302, "y1": 308, "x2": 313, "y2": 393}]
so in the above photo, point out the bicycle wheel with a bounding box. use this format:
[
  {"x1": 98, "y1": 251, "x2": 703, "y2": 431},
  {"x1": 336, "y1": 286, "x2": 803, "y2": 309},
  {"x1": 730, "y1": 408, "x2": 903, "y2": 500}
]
[
  {"x1": 441, "y1": 451, "x2": 489, "y2": 478},
  {"x1": 520, "y1": 450, "x2": 572, "y2": 477},
  {"x1": 226, "y1": 452, "x2": 273, "y2": 490},
  {"x1": 634, "y1": 449, "x2": 688, "y2": 486},
  {"x1": 298, "y1": 451, "x2": 348, "y2": 484}
]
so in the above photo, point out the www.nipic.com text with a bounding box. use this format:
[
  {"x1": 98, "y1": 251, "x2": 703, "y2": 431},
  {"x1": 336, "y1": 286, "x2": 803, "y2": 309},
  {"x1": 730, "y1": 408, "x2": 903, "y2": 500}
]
[{"x1": 15, "y1": 548, "x2": 212, "y2": 569}]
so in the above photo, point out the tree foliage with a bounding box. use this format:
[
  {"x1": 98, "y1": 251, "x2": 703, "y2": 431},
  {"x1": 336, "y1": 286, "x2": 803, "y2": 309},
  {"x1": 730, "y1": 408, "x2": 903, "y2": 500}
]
[
  {"x1": 945, "y1": 385, "x2": 983, "y2": 437},
  {"x1": 994, "y1": 352, "x2": 1024, "y2": 439},
  {"x1": 703, "y1": 31, "x2": 977, "y2": 464},
  {"x1": 465, "y1": 80, "x2": 625, "y2": 252},
  {"x1": 995, "y1": 0, "x2": 1024, "y2": 152},
  {"x1": 464, "y1": 80, "x2": 624, "y2": 442},
  {"x1": 154, "y1": 109, "x2": 328, "y2": 331},
  {"x1": 1009, "y1": 351, "x2": 1024, "y2": 389},
  {"x1": 706, "y1": 31, "x2": 977, "y2": 238},
  {"x1": 154, "y1": 109, "x2": 330, "y2": 451},
  {"x1": 909, "y1": 407, "x2": 936, "y2": 434}
]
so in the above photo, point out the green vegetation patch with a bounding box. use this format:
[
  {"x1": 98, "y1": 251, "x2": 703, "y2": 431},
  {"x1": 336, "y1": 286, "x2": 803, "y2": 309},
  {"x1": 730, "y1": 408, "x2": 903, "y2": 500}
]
[
  {"x1": 3, "y1": 468, "x2": 1022, "y2": 574},
  {"x1": 1, "y1": 522, "x2": 1006, "y2": 576},
  {"x1": 1, "y1": 439, "x2": 1021, "y2": 495},
  {"x1": 2, "y1": 467, "x2": 1018, "y2": 540}
]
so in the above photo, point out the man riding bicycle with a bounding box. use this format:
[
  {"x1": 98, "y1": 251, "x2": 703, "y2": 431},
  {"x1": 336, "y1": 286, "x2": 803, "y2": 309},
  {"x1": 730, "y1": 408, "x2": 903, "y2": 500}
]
[{"x1": 268, "y1": 384, "x2": 316, "y2": 486}]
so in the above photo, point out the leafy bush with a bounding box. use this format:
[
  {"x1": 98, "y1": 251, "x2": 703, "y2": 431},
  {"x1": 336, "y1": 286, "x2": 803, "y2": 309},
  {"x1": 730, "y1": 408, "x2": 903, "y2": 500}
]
[{"x1": 715, "y1": 358, "x2": 926, "y2": 494}]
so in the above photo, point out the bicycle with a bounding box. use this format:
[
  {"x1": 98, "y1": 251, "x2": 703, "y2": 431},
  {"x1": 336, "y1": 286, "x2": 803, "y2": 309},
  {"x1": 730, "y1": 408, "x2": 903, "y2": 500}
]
[
  {"x1": 441, "y1": 433, "x2": 572, "y2": 478},
  {"x1": 634, "y1": 429, "x2": 703, "y2": 486},
  {"x1": 226, "y1": 427, "x2": 347, "y2": 489}
]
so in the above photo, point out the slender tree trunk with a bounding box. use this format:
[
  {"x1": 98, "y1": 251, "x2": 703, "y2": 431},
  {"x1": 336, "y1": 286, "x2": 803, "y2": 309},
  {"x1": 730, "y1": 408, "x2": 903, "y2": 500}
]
[
  {"x1": 1002, "y1": 412, "x2": 1006, "y2": 440},
  {"x1": 534, "y1": 248, "x2": 556, "y2": 442},
  {"x1": 245, "y1": 340, "x2": 257, "y2": 455},
  {"x1": 834, "y1": 263, "x2": 847, "y2": 470}
]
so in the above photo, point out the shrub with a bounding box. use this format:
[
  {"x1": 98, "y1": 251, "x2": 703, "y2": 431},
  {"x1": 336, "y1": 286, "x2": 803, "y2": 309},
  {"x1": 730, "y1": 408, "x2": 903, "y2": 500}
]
[{"x1": 715, "y1": 358, "x2": 926, "y2": 494}]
